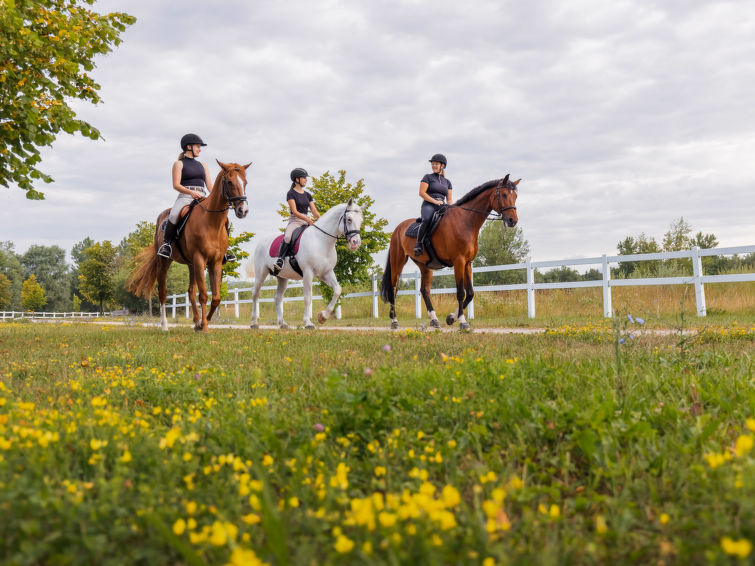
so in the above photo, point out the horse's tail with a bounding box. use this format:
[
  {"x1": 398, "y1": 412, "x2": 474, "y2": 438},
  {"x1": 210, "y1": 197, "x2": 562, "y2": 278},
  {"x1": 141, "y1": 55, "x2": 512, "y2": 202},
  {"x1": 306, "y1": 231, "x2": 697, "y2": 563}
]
[
  {"x1": 127, "y1": 246, "x2": 160, "y2": 299},
  {"x1": 379, "y1": 251, "x2": 394, "y2": 304}
]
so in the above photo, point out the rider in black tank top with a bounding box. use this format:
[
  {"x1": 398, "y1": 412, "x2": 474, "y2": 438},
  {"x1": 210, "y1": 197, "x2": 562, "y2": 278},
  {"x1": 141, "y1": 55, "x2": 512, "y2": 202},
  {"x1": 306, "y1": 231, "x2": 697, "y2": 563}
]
[{"x1": 415, "y1": 154, "x2": 454, "y2": 256}]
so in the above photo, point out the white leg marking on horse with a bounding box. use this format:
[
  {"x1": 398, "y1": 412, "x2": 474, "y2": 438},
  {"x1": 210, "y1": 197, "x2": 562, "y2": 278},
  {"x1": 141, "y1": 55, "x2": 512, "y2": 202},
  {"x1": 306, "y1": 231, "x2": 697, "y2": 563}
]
[
  {"x1": 458, "y1": 314, "x2": 467, "y2": 325},
  {"x1": 160, "y1": 304, "x2": 168, "y2": 331},
  {"x1": 429, "y1": 310, "x2": 439, "y2": 322}
]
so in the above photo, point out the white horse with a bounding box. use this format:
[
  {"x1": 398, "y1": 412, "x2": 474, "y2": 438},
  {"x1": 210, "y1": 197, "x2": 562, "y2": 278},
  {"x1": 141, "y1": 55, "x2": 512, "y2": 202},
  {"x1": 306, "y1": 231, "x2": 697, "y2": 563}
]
[{"x1": 250, "y1": 199, "x2": 363, "y2": 329}]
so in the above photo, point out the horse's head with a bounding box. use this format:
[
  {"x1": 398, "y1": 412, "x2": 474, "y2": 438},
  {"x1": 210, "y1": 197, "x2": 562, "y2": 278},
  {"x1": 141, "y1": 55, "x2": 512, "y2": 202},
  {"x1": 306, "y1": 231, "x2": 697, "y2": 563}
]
[
  {"x1": 342, "y1": 198, "x2": 363, "y2": 251},
  {"x1": 492, "y1": 174, "x2": 519, "y2": 227},
  {"x1": 216, "y1": 160, "x2": 251, "y2": 219}
]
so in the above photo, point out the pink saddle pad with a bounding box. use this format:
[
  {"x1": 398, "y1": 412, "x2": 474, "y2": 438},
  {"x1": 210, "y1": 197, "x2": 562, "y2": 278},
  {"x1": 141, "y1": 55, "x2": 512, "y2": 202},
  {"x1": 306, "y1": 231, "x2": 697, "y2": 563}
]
[{"x1": 268, "y1": 234, "x2": 304, "y2": 257}]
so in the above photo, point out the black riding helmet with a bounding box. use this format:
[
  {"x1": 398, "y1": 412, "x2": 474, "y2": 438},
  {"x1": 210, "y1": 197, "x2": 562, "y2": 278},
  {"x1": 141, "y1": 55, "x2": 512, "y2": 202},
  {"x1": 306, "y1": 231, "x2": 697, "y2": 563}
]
[
  {"x1": 429, "y1": 153, "x2": 447, "y2": 167},
  {"x1": 180, "y1": 133, "x2": 207, "y2": 150},
  {"x1": 290, "y1": 168, "x2": 309, "y2": 182}
]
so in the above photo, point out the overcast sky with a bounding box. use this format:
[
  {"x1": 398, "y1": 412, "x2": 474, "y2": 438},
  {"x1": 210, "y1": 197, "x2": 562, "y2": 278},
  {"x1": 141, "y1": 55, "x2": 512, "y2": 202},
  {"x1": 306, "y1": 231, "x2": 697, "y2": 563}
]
[{"x1": 2, "y1": 0, "x2": 753, "y2": 276}]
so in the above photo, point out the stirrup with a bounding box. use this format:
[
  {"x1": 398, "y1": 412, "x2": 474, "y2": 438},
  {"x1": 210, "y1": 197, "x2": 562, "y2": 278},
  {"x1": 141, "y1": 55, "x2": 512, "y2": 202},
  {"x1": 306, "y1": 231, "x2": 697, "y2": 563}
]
[
  {"x1": 272, "y1": 257, "x2": 284, "y2": 274},
  {"x1": 223, "y1": 250, "x2": 237, "y2": 264},
  {"x1": 157, "y1": 243, "x2": 172, "y2": 258}
]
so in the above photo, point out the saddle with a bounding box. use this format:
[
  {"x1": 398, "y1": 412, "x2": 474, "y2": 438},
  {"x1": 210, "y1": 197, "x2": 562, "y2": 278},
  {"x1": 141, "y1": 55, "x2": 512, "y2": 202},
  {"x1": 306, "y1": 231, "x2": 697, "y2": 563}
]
[
  {"x1": 405, "y1": 205, "x2": 452, "y2": 270},
  {"x1": 268, "y1": 225, "x2": 309, "y2": 276}
]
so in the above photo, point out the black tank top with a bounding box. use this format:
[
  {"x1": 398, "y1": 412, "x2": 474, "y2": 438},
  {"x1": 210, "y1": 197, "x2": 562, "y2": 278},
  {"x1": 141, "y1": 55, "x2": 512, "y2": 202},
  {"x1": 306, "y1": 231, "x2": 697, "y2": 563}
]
[{"x1": 180, "y1": 157, "x2": 205, "y2": 188}]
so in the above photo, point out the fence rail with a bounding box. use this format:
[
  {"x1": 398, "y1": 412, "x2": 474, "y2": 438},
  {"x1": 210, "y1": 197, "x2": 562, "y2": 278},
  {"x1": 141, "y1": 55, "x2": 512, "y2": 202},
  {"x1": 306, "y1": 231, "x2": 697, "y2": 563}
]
[
  {"x1": 161, "y1": 245, "x2": 754, "y2": 321},
  {"x1": 0, "y1": 311, "x2": 109, "y2": 321}
]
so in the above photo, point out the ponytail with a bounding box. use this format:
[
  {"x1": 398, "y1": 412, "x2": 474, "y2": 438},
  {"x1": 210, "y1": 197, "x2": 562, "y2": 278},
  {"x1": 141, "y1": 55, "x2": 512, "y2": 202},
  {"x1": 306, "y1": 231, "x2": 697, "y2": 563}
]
[
  {"x1": 290, "y1": 181, "x2": 296, "y2": 190},
  {"x1": 177, "y1": 152, "x2": 185, "y2": 161},
  {"x1": 439, "y1": 165, "x2": 446, "y2": 178}
]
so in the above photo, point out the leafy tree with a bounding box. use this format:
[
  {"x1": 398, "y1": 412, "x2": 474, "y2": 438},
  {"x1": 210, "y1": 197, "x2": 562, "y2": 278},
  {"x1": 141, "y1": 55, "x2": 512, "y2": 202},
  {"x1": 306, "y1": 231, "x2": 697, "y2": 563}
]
[
  {"x1": 0, "y1": 241, "x2": 24, "y2": 309},
  {"x1": 690, "y1": 231, "x2": 724, "y2": 274},
  {"x1": 278, "y1": 170, "x2": 390, "y2": 301},
  {"x1": 70, "y1": 237, "x2": 96, "y2": 310},
  {"x1": 223, "y1": 226, "x2": 255, "y2": 280},
  {"x1": 0, "y1": 273, "x2": 11, "y2": 309},
  {"x1": 662, "y1": 217, "x2": 693, "y2": 252},
  {"x1": 78, "y1": 241, "x2": 117, "y2": 314},
  {"x1": 615, "y1": 233, "x2": 661, "y2": 278},
  {"x1": 0, "y1": 2, "x2": 135, "y2": 199},
  {"x1": 541, "y1": 266, "x2": 582, "y2": 283},
  {"x1": 20, "y1": 244, "x2": 71, "y2": 310},
  {"x1": 691, "y1": 231, "x2": 718, "y2": 250},
  {"x1": 473, "y1": 222, "x2": 529, "y2": 285},
  {"x1": 583, "y1": 268, "x2": 603, "y2": 281},
  {"x1": 21, "y1": 274, "x2": 46, "y2": 311}
]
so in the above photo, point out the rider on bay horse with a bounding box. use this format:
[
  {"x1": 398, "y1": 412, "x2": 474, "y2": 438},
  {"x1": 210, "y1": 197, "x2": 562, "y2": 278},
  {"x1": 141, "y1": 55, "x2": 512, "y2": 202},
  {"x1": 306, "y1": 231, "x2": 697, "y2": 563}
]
[
  {"x1": 272, "y1": 167, "x2": 321, "y2": 274},
  {"x1": 415, "y1": 153, "x2": 454, "y2": 256},
  {"x1": 157, "y1": 133, "x2": 235, "y2": 263}
]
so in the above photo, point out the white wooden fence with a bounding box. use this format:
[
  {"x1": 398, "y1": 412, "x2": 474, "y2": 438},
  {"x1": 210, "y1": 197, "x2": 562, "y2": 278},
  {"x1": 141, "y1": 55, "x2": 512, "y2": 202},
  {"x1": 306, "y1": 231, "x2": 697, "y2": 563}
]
[
  {"x1": 0, "y1": 311, "x2": 109, "y2": 321},
  {"x1": 162, "y1": 245, "x2": 754, "y2": 320}
]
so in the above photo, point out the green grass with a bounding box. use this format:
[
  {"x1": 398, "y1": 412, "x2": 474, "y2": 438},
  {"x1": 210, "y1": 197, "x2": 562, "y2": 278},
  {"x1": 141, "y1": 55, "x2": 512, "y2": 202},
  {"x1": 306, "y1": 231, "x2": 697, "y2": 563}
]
[{"x1": 0, "y1": 322, "x2": 753, "y2": 565}]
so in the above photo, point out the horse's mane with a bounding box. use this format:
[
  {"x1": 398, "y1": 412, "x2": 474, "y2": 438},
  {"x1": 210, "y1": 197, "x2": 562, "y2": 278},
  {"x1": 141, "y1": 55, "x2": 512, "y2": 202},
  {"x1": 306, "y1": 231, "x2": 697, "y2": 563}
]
[
  {"x1": 454, "y1": 179, "x2": 501, "y2": 206},
  {"x1": 316, "y1": 202, "x2": 348, "y2": 224}
]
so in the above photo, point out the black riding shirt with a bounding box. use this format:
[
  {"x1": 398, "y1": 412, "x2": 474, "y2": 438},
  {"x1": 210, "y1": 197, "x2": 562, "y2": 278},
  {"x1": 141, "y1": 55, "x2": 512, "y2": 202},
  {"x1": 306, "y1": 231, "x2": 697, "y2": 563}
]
[
  {"x1": 287, "y1": 188, "x2": 314, "y2": 215},
  {"x1": 180, "y1": 157, "x2": 206, "y2": 188},
  {"x1": 421, "y1": 173, "x2": 452, "y2": 201}
]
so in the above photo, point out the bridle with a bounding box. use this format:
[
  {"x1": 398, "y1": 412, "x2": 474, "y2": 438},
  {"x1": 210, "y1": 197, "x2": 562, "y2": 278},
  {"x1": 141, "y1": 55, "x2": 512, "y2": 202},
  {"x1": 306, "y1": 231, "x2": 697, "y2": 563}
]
[
  {"x1": 456, "y1": 181, "x2": 517, "y2": 220},
  {"x1": 312, "y1": 205, "x2": 362, "y2": 242},
  {"x1": 196, "y1": 172, "x2": 248, "y2": 213}
]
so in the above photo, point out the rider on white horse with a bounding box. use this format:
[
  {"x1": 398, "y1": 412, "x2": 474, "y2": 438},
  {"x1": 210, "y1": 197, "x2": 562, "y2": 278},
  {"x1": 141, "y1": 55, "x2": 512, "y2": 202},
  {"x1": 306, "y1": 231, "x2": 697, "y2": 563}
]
[
  {"x1": 273, "y1": 168, "x2": 320, "y2": 274},
  {"x1": 251, "y1": 199, "x2": 363, "y2": 329}
]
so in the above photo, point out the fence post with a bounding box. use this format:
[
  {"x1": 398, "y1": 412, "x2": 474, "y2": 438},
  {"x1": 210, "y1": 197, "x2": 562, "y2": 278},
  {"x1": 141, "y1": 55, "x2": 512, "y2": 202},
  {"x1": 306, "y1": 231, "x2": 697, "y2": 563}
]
[
  {"x1": 692, "y1": 246, "x2": 707, "y2": 317},
  {"x1": 171, "y1": 294, "x2": 176, "y2": 319},
  {"x1": 468, "y1": 268, "x2": 474, "y2": 320},
  {"x1": 185, "y1": 293, "x2": 190, "y2": 318},
  {"x1": 372, "y1": 275, "x2": 379, "y2": 319},
  {"x1": 335, "y1": 304, "x2": 342, "y2": 319},
  {"x1": 234, "y1": 289, "x2": 239, "y2": 319},
  {"x1": 602, "y1": 254, "x2": 612, "y2": 318},
  {"x1": 415, "y1": 274, "x2": 421, "y2": 319},
  {"x1": 526, "y1": 257, "x2": 535, "y2": 318}
]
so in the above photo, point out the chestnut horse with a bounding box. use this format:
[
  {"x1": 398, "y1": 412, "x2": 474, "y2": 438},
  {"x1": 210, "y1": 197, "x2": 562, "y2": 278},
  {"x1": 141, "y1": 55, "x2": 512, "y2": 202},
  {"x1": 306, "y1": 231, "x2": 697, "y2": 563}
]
[
  {"x1": 129, "y1": 160, "x2": 250, "y2": 332},
  {"x1": 380, "y1": 175, "x2": 519, "y2": 331}
]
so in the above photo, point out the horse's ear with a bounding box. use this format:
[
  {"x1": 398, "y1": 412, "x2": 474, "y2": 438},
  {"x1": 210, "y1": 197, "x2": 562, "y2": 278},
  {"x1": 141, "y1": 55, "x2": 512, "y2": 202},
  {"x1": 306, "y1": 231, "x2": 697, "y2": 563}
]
[
  {"x1": 242, "y1": 162, "x2": 252, "y2": 170},
  {"x1": 216, "y1": 159, "x2": 228, "y2": 170},
  {"x1": 514, "y1": 178, "x2": 521, "y2": 186},
  {"x1": 347, "y1": 197, "x2": 353, "y2": 206},
  {"x1": 502, "y1": 173, "x2": 510, "y2": 185}
]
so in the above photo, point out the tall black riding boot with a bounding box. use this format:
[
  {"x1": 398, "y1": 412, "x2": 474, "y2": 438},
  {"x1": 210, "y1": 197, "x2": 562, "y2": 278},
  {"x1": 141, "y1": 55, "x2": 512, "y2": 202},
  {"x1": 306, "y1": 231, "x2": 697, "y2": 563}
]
[
  {"x1": 272, "y1": 240, "x2": 289, "y2": 274},
  {"x1": 157, "y1": 221, "x2": 177, "y2": 258},
  {"x1": 222, "y1": 222, "x2": 236, "y2": 264},
  {"x1": 414, "y1": 221, "x2": 428, "y2": 256}
]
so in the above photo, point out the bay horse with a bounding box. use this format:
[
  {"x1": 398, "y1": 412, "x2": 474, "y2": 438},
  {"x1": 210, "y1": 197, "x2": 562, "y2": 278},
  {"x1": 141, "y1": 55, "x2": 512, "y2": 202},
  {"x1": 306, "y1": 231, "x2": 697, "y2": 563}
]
[
  {"x1": 249, "y1": 199, "x2": 363, "y2": 329},
  {"x1": 380, "y1": 175, "x2": 519, "y2": 331},
  {"x1": 129, "y1": 160, "x2": 250, "y2": 332}
]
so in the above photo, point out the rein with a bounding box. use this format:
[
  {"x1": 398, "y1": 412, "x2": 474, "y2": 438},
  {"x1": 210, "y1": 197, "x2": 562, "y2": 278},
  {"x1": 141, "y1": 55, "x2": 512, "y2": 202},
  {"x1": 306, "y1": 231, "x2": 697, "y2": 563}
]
[
  {"x1": 196, "y1": 175, "x2": 248, "y2": 213},
  {"x1": 311, "y1": 207, "x2": 361, "y2": 241},
  {"x1": 455, "y1": 184, "x2": 516, "y2": 220}
]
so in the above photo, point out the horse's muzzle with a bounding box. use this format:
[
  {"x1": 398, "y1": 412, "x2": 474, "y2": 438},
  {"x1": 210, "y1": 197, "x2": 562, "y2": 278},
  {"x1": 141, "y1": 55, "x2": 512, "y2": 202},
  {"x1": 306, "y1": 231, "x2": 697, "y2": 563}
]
[
  {"x1": 348, "y1": 235, "x2": 361, "y2": 251},
  {"x1": 505, "y1": 217, "x2": 517, "y2": 228},
  {"x1": 234, "y1": 202, "x2": 249, "y2": 219}
]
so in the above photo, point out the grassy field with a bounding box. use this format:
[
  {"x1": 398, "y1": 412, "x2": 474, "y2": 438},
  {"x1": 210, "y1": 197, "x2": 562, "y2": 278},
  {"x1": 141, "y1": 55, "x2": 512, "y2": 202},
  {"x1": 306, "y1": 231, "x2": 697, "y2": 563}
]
[
  {"x1": 0, "y1": 321, "x2": 753, "y2": 565},
  {"x1": 211, "y1": 281, "x2": 755, "y2": 329}
]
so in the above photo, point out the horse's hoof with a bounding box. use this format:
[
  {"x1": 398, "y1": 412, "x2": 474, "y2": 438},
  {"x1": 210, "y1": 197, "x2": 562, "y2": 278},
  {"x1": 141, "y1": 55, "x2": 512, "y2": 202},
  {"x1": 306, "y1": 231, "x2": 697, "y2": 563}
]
[
  {"x1": 446, "y1": 314, "x2": 456, "y2": 326},
  {"x1": 305, "y1": 323, "x2": 316, "y2": 330},
  {"x1": 279, "y1": 323, "x2": 290, "y2": 330},
  {"x1": 391, "y1": 321, "x2": 399, "y2": 330},
  {"x1": 250, "y1": 323, "x2": 259, "y2": 329},
  {"x1": 430, "y1": 319, "x2": 441, "y2": 329},
  {"x1": 459, "y1": 322, "x2": 471, "y2": 332},
  {"x1": 317, "y1": 311, "x2": 327, "y2": 324}
]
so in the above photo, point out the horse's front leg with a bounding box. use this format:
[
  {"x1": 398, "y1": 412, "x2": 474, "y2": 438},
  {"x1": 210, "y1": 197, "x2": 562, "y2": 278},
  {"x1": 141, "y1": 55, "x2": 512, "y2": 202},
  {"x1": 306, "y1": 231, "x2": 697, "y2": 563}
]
[
  {"x1": 458, "y1": 261, "x2": 473, "y2": 331},
  {"x1": 187, "y1": 266, "x2": 200, "y2": 330},
  {"x1": 274, "y1": 276, "x2": 289, "y2": 329},
  {"x1": 250, "y1": 269, "x2": 264, "y2": 329},
  {"x1": 446, "y1": 260, "x2": 467, "y2": 328},
  {"x1": 302, "y1": 270, "x2": 316, "y2": 329},
  {"x1": 317, "y1": 270, "x2": 341, "y2": 324},
  {"x1": 157, "y1": 260, "x2": 170, "y2": 331},
  {"x1": 418, "y1": 265, "x2": 439, "y2": 329},
  {"x1": 192, "y1": 258, "x2": 209, "y2": 332},
  {"x1": 206, "y1": 261, "x2": 222, "y2": 323}
]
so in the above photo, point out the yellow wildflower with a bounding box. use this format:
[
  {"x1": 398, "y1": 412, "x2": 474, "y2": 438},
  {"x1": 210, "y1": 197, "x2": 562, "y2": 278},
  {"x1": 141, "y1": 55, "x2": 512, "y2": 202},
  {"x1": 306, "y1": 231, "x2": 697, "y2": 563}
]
[
  {"x1": 734, "y1": 435, "x2": 753, "y2": 457},
  {"x1": 334, "y1": 535, "x2": 354, "y2": 553},
  {"x1": 173, "y1": 518, "x2": 186, "y2": 536},
  {"x1": 721, "y1": 537, "x2": 752, "y2": 559},
  {"x1": 595, "y1": 515, "x2": 607, "y2": 534}
]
